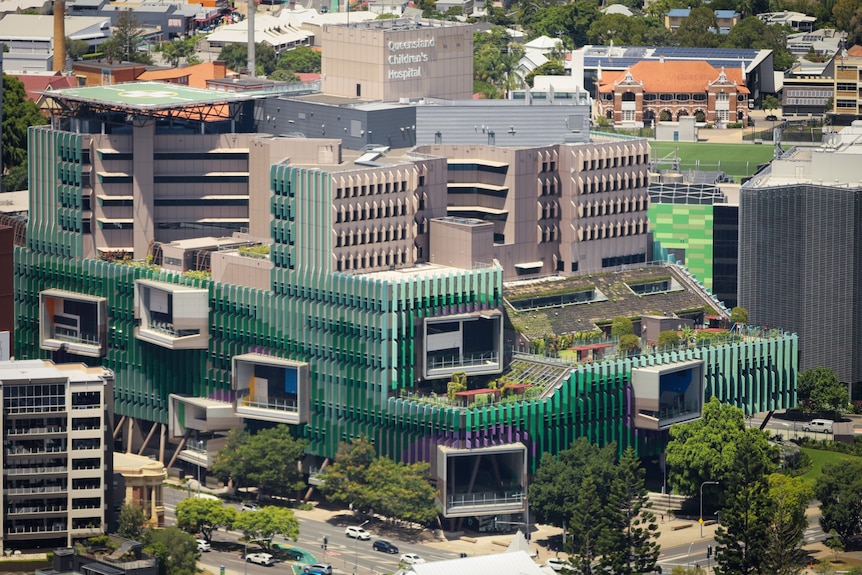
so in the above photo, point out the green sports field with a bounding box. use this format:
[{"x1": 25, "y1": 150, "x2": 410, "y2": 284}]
[{"x1": 649, "y1": 141, "x2": 778, "y2": 181}]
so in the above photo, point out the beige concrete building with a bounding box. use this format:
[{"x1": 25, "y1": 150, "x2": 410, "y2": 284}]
[
  {"x1": 418, "y1": 137, "x2": 652, "y2": 277},
  {"x1": 113, "y1": 453, "x2": 166, "y2": 528},
  {"x1": 320, "y1": 18, "x2": 473, "y2": 101},
  {"x1": 0, "y1": 360, "x2": 114, "y2": 550}
]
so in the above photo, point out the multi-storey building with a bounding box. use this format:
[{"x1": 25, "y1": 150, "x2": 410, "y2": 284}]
[
  {"x1": 648, "y1": 182, "x2": 739, "y2": 309},
  {"x1": 596, "y1": 61, "x2": 750, "y2": 127},
  {"x1": 832, "y1": 48, "x2": 862, "y2": 121},
  {"x1": 13, "y1": 81, "x2": 798, "y2": 535},
  {"x1": 740, "y1": 122, "x2": 862, "y2": 396},
  {"x1": 0, "y1": 359, "x2": 114, "y2": 550}
]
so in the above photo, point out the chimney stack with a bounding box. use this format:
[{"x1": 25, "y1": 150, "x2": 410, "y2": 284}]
[
  {"x1": 247, "y1": 0, "x2": 255, "y2": 77},
  {"x1": 53, "y1": 0, "x2": 66, "y2": 72}
]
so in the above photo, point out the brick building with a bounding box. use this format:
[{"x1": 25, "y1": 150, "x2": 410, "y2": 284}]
[{"x1": 597, "y1": 60, "x2": 749, "y2": 127}]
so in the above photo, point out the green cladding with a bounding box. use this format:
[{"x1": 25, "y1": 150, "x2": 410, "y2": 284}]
[
  {"x1": 648, "y1": 203, "x2": 714, "y2": 290},
  {"x1": 14, "y1": 128, "x2": 798, "y2": 471}
]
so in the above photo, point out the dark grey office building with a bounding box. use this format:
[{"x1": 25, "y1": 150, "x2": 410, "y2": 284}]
[{"x1": 740, "y1": 157, "x2": 862, "y2": 395}]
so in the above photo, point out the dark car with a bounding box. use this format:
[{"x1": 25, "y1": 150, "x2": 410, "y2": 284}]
[
  {"x1": 372, "y1": 540, "x2": 399, "y2": 554},
  {"x1": 765, "y1": 114, "x2": 778, "y2": 121}
]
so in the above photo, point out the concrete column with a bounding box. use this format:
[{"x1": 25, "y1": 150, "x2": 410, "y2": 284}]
[{"x1": 132, "y1": 120, "x2": 155, "y2": 259}]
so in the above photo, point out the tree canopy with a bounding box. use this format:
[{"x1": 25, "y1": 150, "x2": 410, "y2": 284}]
[
  {"x1": 175, "y1": 497, "x2": 239, "y2": 542},
  {"x1": 211, "y1": 425, "x2": 308, "y2": 498},
  {"x1": 318, "y1": 437, "x2": 438, "y2": 526},
  {"x1": 530, "y1": 440, "x2": 660, "y2": 574},
  {"x1": 144, "y1": 527, "x2": 199, "y2": 575},
  {"x1": 797, "y1": 366, "x2": 848, "y2": 414},
  {"x1": 713, "y1": 431, "x2": 774, "y2": 575},
  {"x1": 102, "y1": 10, "x2": 153, "y2": 64},
  {"x1": 233, "y1": 505, "x2": 300, "y2": 548},
  {"x1": 815, "y1": 460, "x2": 862, "y2": 545},
  {"x1": 3, "y1": 74, "x2": 47, "y2": 189},
  {"x1": 666, "y1": 397, "x2": 779, "y2": 503}
]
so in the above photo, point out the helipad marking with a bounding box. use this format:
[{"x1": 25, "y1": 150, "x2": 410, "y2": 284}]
[{"x1": 118, "y1": 90, "x2": 180, "y2": 99}]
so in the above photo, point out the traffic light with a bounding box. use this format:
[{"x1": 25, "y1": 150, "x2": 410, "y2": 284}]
[{"x1": 707, "y1": 545, "x2": 713, "y2": 558}]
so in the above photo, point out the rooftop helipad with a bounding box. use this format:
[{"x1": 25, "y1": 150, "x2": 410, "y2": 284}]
[{"x1": 42, "y1": 81, "x2": 259, "y2": 112}]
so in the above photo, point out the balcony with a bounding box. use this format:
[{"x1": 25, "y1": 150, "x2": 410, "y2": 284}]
[
  {"x1": 40, "y1": 289, "x2": 107, "y2": 358},
  {"x1": 423, "y1": 311, "x2": 504, "y2": 380},
  {"x1": 446, "y1": 490, "x2": 525, "y2": 512},
  {"x1": 135, "y1": 279, "x2": 209, "y2": 350},
  {"x1": 631, "y1": 359, "x2": 705, "y2": 430},
  {"x1": 233, "y1": 354, "x2": 310, "y2": 425}
]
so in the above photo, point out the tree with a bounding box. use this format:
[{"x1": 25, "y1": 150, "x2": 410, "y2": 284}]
[
  {"x1": 118, "y1": 503, "x2": 148, "y2": 540},
  {"x1": 318, "y1": 437, "x2": 377, "y2": 508},
  {"x1": 3, "y1": 74, "x2": 47, "y2": 176},
  {"x1": 529, "y1": 438, "x2": 618, "y2": 529},
  {"x1": 144, "y1": 527, "x2": 199, "y2": 575},
  {"x1": 473, "y1": 28, "x2": 524, "y2": 98},
  {"x1": 730, "y1": 307, "x2": 748, "y2": 325},
  {"x1": 834, "y1": 0, "x2": 862, "y2": 44},
  {"x1": 175, "y1": 497, "x2": 238, "y2": 542},
  {"x1": 762, "y1": 474, "x2": 813, "y2": 575},
  {"x1": 797, "y1": 367, "x2": 848, "y2": 414},
  {"x1": 233, "y1": 505, "x2": 300, "y2": 548},
  {"x1": 713, "y1": 431, "x2": 774, "y2": 575},
  {"x1": 362, "y1": 458, "x2": 439, "y2": 525},
  {"x1": 666, "y1": 397, "x2": 779, "y2": 503},
  {"x1": 276, "y1": 46, "x2": 321, "y2": 73},
  {"x1": 763, "y1": 95, "x2": 782, "y2": 114},
  {"x1": 587, "y1": 13, "x2": 649, "y2": 45},
  {"x1": 618, "y1": 334, "x2": 641, "y2": 355},
  {"x1": 212, "y1": 428, "x2": 252, "y2": 490},
  {"x1": 568, "y1": 473, "x2": 605, "y2": 575},
  {"x1": 243, "y1": 425, "x2": 308, "y2": 498},
  {"x1": 522, "y1": 0, "x2": 601, "y2": 49},
  {"x1": 218, "y1": 43, "x2": 248, "y2": 73},
  {"x1": 657, "y1": 330, "x2": 681, "y2": 348},
  {"x1": 161, "y1": 37, "x2": 200, "y2": 67},
  {"x1": 675, "y1": 6, "x2": 719, "y2": 48},
  {"x1": 102, "y1": 10, "x2": 153, "y2": 64},
  {"x1": 815, "y1": 460, "x2": 862, "y2": 545},
  {"x1": 66, "y1": 37, "x2": 90, "y2": 60},
  {"x1": 611, "y1": 316, "x2": 634, "y2": 337},
  {"x1": 597, "y1": 448, "x2": 661, "y2": 575},
  {"x1": 722, "y1": 17, "x2": 794, "y2": 71},
  {"x1": 826, "y1": 532, "x2": 845, "y2": 560},
  {"x1": 524, "y1": 60, "x2": 566, "y2": 87}
]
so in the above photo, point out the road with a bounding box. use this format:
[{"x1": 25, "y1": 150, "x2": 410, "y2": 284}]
[{"x1": 163, "y1": 489, "x2": 460, "y2": 575}]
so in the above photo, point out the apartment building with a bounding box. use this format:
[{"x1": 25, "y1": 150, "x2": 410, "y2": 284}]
[{"x1": 0, "y1": 360, "x2": 114, "y2": 551}]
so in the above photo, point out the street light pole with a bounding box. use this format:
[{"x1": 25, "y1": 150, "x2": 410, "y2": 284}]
[
  {"x1": 700, "y1": 481, "x2": 719, "y2": 538},
  {"x1": 197, "y1": 440, "x2": 204, "y2": 495},
  {"x1": 354, "y1": 519, "x2": 368, "y2": 573}
]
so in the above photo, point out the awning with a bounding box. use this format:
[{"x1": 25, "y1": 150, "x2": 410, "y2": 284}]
[{"x1": 514, "y1": 261, "x2": 543, "y2": 269}]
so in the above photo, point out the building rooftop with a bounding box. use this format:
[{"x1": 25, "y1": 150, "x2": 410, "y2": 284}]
[
  {"x1": 504, "y1": 264, "x2": 726, "y2": 338},
  {"x1": 598, "y1": 60, "x2": 749, "y2": 94},
  {"x1": 40, "y1": 81, "x2": 263, "y2": 113},
  {"x1": 0, "y1": 14, "x2": 111, "y2": 40}
]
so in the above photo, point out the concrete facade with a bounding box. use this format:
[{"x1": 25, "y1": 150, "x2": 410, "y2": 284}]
[
  {"x1": 740, "y1": 122, "x2": 862, "y2": 393},
  {"x1": 0, "y1": 360, "x2": 114, "y2": 550},
  {"x1": 320, "y1": 18, "x2": 473, "y2": 101}
]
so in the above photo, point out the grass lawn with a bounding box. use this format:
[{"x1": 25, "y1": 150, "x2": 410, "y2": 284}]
[
  {"x1": 649, "y1": 141, "x2": 777, "y2": 181},
  {"x1": 799, "y1": 446, "x2": 862, "y2": 485}
]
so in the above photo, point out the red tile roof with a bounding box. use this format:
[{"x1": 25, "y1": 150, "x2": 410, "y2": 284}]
[
  {"x1": 14, "y1": 74, "x2": 77, "y2": 103},
  {"x1": 599, "y1": 60, "x2": 749, "y2": 94},
  {"x1": 847, "y1": 45, "x2": 862, "y2": 56}
]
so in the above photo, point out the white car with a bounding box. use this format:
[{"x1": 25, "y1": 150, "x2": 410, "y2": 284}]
[
  {"x1": 246, "y1": 553, "x2": 276, "y2": 566},
  {"x1": 345, "y1": 526, "x2": 371, "y2": 540},
  {"x1": 196, "y1": 539, "x2": 211, "y2": 552},
  {"x1": 544, "y1": 558, "x2": 568, "y2": 572},
  {"x1": 400, "y1": 553, "x2": 425, "y2": 565}
]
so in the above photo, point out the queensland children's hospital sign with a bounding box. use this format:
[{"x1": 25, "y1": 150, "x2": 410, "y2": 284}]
[{"x1": 387, "y1": 38, "x2": 434, "y2": 80}]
